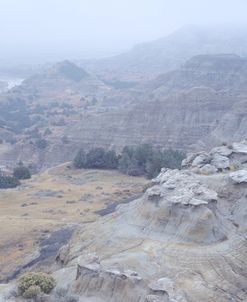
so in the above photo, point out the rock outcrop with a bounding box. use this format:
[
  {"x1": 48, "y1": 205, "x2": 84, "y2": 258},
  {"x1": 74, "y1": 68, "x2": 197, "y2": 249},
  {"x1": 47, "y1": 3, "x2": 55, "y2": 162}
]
[
  {"x1": 229, "y1": 170, "x2": 247, "y2": 184},
  {"x1": 51, "y1": 141, "x2": 247, "y2": 302},
  {"x1": 182, "y1": 141, "x2": 247, "y2": 173}
]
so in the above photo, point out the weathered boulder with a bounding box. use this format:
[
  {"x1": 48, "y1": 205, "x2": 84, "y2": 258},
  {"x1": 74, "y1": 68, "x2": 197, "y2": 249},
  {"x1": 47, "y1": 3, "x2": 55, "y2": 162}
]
[
  {"x1": 191, "y1": 153, "x2": 211, "y2": 168},
  {"x1": 232, "y1": 141, "x2": 247, "y2": 154},
  {"x1": 181, "y1": 153, "x2": 197, "y2": 168},
  {"x1": 150, "y1": 169, "x2": 217, "y2": 206},
  {"x1": 210, "y1": 145, "x2": 233, "y2": 157},
  {"x1": 229, "y1": 170, "x2": 247, "y2": 184},
  {"x1": 211, "y1": 154, "x2": 230, "y2": 170},
  {"x1": 152, "y1": 168, "x2": 177, "y2": 185},
  {"x1": 182, "y1": 141, "x2": 247, "y2": 173},
  {"x1": 199, "y1": 164, "x2": 218, "y2": 175}
]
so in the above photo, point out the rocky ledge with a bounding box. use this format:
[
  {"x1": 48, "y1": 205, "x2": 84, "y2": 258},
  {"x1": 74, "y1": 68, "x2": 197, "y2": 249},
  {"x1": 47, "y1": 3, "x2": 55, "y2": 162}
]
[
  {"x1": 182, "y1": 141, "x2": 247, "y2": 175},
  {"x1": 50, "y1": 141, "x2": 247, "y2": 302}
]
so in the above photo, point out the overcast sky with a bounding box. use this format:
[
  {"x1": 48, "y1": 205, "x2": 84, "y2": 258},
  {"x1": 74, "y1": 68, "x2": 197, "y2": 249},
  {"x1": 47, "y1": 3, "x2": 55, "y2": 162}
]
[{"x1": 1, "y1": 0, "x2": 247, "y2": 63}]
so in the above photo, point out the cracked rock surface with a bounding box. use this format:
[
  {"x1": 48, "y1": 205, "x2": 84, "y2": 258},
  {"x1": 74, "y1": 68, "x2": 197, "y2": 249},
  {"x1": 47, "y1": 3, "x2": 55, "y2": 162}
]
[{"x1": 52, "y1": 141, "x2": 247, "y2": 302}]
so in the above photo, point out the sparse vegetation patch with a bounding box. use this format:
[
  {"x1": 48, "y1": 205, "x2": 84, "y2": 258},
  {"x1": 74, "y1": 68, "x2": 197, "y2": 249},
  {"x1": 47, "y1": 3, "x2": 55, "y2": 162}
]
[
  {"x1": 18, "y1": 272, "x2": 55, "y2": 298},
  {"x1": 13, "y1": 162, "x2": 31, "y2": 180},
  {"x1": 0, "y1": 174, "x2": 20, "y2": 189},
  {"x1": 74, "y1": 144, "x2": 185, "y2": 178}
]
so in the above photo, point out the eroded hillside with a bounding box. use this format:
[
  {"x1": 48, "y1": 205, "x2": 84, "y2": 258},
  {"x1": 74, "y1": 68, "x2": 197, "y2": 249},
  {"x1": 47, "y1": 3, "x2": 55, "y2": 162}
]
[
  {"x1": 12, "y1": 141, "x2": 247, "y2": 302},
  {"x1": 1, "y1": 45, "x2": 247, "y2": 171}
]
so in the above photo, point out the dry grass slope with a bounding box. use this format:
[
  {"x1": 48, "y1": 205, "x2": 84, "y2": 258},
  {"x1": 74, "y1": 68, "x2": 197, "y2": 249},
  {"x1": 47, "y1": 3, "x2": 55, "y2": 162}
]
[{"x1": 0, "y1": 163, "x2": 147, "y2": 281}]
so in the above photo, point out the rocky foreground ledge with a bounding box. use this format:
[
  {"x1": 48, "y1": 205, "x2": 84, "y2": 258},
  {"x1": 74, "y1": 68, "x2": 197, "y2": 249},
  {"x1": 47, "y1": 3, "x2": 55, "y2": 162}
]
[{"x1": 3, "y1": 141, "x2": 247, "y2": 301}]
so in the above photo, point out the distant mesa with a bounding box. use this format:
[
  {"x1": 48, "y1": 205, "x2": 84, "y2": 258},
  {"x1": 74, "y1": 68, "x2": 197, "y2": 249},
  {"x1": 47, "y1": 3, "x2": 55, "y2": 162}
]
[
  {"x1": 81, "y1": 25, "x2": 247, "y2": 80},
  {"x1": 183, "y1": 54, "x2": 246, "y2": 72}
]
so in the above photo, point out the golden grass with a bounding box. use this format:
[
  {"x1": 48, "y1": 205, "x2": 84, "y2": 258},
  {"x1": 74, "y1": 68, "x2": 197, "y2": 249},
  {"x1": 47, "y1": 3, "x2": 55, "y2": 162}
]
[{"x1": 0, "y1": 163, "x2": 147, "y2": 280}]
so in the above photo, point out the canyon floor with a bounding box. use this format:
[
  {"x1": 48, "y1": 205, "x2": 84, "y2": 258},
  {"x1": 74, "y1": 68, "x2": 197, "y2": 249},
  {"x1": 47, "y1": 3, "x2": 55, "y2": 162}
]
[{"x1": 0, "y1": 164, "x2": 147, "y2": 283}]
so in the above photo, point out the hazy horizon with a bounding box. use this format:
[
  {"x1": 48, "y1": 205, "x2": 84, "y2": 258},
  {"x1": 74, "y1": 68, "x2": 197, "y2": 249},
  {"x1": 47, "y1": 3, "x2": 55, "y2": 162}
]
[{"x1": 1, "y1": 0, "x2": 247, "y2": 65}]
